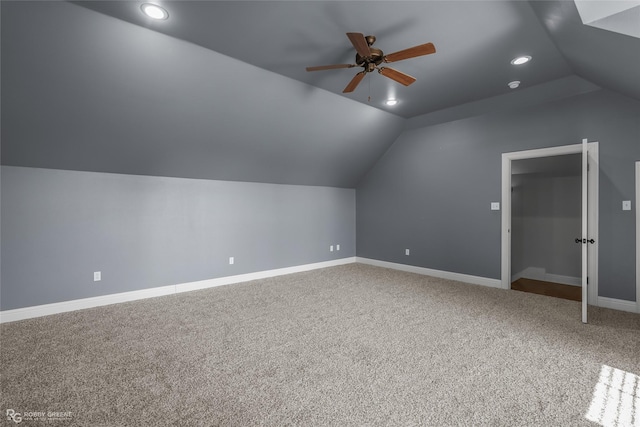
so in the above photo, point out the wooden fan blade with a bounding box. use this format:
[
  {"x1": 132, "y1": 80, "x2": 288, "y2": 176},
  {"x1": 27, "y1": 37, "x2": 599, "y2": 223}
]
[
  {"x1": 306, "y1": 64, "x2": 355, "y2": 72},
  {"x1": 343, "y1": 71, "x2": 366, "y2": 93},
  {"x1": 346, "y1": 32, "x2": 371, "y2": 57},
  {"x1": 384, "y1": 43, "x2": 436, "y2": 63},
  {"x1": 378, "y1": 67, "x2": 416, "y2": 86}
]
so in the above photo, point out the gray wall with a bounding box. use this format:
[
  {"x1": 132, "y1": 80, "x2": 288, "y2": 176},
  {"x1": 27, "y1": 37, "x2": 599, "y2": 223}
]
[
  {"x1": 1, "y1": 167, "x2": 355, "y2": 311},
  {"x1": 1, "y1": 1, "x2": 405, "y2": 188},
  {"x1": 511, "y1": 172, "x2": 581, "y2": 281},
  {"x1": 357, "y1": 89, "x2": 640, "y2": 301}
]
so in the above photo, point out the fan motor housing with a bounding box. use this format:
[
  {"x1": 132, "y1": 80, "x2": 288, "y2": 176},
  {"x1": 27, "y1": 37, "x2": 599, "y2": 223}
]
[{"x1": 355, "y1": 47, "x2": 384, "y2": 71}]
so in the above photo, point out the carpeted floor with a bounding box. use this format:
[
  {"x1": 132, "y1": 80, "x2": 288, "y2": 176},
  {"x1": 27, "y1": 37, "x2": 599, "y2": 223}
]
[{"x1": 1, "y1": 263, "x2": 639, "y2": 426}]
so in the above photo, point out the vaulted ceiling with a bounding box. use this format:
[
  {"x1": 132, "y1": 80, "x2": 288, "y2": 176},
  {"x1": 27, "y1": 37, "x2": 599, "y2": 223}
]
[
  {"x1": 74, "y1": 0, "x2": 576, "y2": 118},
  {"x1": 2, "y1": 1, "x2": 638, "y2": 187}
]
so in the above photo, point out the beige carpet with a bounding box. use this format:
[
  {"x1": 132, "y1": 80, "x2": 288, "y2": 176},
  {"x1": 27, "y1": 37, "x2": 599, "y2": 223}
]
[{"x1": 1, "y1": 263, "x2": 639, "y2": 426}]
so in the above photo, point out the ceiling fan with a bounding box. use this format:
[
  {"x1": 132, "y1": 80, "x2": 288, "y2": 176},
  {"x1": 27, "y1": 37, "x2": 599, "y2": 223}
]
[{"x1": 306, "y1": 33, "x2": 436, "y2": 93}]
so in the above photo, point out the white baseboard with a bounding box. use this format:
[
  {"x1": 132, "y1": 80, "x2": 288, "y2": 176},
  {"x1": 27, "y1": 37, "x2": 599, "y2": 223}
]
[
  {"x1": 0, "y1": 257, "x2": 357, "y2": 323},
  {"x1": 512, "y1": 267, "x2": 581, "y2": 287},
  {"x1": 4, "y1": 257, "x2": 634, "y2": 323},
  {"x1": 174, "y1": 257, "x2": 356, "y2": 294},
  {"x1": 597, "y1": 296, "x2": 638, "y2": 314},
  {"x1": 356, "y1": 257, "x2": 502, "y2": 289},
  {"x1": 358, "y1": 258, "x2": 638, "y2": 314},
  {"x1": 0, "y1": 285, "x2": 176, "y2": 324},
  {"x1": 546, "y1": 273, "x2": 581, "y2": 287}
]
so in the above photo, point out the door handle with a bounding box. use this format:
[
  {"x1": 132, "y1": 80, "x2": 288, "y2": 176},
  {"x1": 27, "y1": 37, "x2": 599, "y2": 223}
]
[{"x1": 575, "y1": 238, "x2": 596, "y2": 244}]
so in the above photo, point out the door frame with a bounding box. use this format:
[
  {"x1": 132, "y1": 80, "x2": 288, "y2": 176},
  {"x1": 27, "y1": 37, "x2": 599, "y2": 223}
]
[
  {"x1": 501, "y1": 141, "x2": 599, "y2": 306},
  {"x1": 636, "y1": 161, "x2": 639, "y2": 313}
]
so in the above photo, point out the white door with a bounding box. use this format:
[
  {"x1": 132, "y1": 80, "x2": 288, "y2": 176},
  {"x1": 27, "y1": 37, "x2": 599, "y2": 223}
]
[
  {"x1": 581, "y1": 139, "x2": 589, "y2": 323},
  {"x1": 636, "y1": 162, "x2": 640, "y2": 314}
]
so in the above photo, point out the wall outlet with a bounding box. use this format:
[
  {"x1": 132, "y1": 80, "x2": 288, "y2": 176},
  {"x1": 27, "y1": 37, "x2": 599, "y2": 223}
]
[
  {"x1": 229, "y1": 257, "x2": 234, "y2": 265},
  {"x1": 405, "y1": 249, "x2": 410, "y2": 256},
  {"x1": 622, "y1": 200, "x2": 631, "y2": 211},
  {"x1": 330, "y1": 245, "x2": 334, "y2": 252},
  {"x1": 93, "y1": 271, "x2": 101, "y2": 282},
  {"x1": 491, "y1": 202, "x2": 500, "y2": 211},
  {"x1": 336, "y1": 244, "x2": 340, "y2": 251}
]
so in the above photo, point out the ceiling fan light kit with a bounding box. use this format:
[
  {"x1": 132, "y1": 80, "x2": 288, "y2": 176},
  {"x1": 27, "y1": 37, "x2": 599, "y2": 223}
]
[{"x1": 306, "y1": 32, "x2": 436, "y2": 94}]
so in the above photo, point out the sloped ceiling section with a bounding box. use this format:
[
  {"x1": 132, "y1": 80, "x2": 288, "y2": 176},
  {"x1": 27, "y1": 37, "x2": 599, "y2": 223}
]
[
  {"x1": 0, "y1": 1, "x2": 405, "y2": 188},
  {"x1": 529, "y1": 0, "x2": 640, "y2": 101}
]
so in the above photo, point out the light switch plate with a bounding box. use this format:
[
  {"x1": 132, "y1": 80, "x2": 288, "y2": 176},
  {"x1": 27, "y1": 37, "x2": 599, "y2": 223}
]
[
  {"x1": 93, "y1": 271, "x2": 101, "y2": 282},
  {"x1": 491, "y1": 202, "x2": 500, "y2": 211},
  {"x1": 622, "y1": 200, "x2": 631, "y2": 211}
]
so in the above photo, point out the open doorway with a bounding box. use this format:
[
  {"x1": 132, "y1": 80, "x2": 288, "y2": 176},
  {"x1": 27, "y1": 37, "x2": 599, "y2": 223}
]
[
  {"x1": 501, "y1": 142, "x2": 599, "y2": 322},
  {"x1": 510, "y1": 154, "x2": 582, "y2": 301}
]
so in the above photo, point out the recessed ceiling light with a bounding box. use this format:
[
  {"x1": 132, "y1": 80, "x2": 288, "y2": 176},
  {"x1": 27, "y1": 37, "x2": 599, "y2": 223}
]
[
  {"x1": 385, "y1": 99, "x2": 398, "y2": 106},
  {"x1": 141, "y1": 3, "x2": 169, "y2": 20},
  {"x1": 511, "y1": 56, "x2": 532, "y2": 65},
  {"x1": 508, "y1": 81, "x2": 521, "y2": 89}
]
